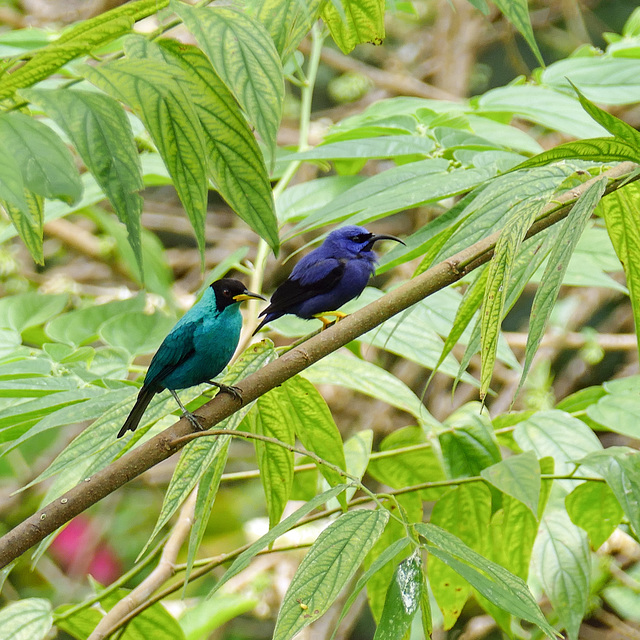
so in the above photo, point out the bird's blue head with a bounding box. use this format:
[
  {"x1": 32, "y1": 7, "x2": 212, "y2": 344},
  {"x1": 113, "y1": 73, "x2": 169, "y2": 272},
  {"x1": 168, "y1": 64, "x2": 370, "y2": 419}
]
[{"x1": 324, "y1": 225, "x2": 405, "y2": 259}]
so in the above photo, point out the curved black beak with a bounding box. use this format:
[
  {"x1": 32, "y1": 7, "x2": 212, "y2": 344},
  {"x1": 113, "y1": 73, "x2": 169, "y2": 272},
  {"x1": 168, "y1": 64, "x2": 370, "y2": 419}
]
[
  {"x1": 233, "y1": 290, "x2": 266, "y2": 302},
  {"x1": 365, "y1": 234, "x2": 405, "y2": 251}
]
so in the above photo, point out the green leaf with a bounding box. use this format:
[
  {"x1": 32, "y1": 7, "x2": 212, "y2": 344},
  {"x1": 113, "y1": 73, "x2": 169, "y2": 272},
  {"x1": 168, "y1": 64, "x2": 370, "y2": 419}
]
[
  {"x1": 533, "y1": 503, "x2": 590, "y2": 640},
  {"x1": 273, "y1": 509, "x2": 389, "y2": 640},
  {"x1": 249, "y1": 0, "x2": 324, "y2": 60},
  {"x1": 210, "y1": 484, "x2": 348, "y2": 597},
  {"x1": 374, "y1": 552, "x2": 423, "y2": 640},
  {"x1": 417, "y1": 523, "x2": 557, "y2": 638},
  {"x1": 123, "y1": 36, "x2": 277, "y2": 254},
  {"x1": 302, "y1": 350, "x2": 439, "y2": 428},
  {"x1": 82, "y1": 58, "x2": 208, "y2": 258},
  {"x1": 250, "y1": 393, "x2": 295, "y2": 528},
  {"x1": 565, "y1": 481, "x2": 622, "y2": 550},
  {"x1": 155, "y1": 39, "x2": 278, "y2": 253},
  {"x1": 322, "y1": 0, "x2": 385, "y2": 54},
  {"x1": 0, "y1": 112, "x2": 82, "y2": 205},
  {"x1": 278, "y1": 377, "x2": 346, "y2": 494},
  {"x1": 287, "y1": 136, "x2": 435, "y2": 161},
  {"x1": 516, "y1": 137, "x2": 640, "y2": 169},
  {"x1": 580, "y1": 448, "x2": 640, "y2": 539},
  {"x1": 0, "y1": 153, "x2": 27, "y2": 212},
  {"x1": 571, "y1": 81, "x2": 640, "y2": 145},
  {"x1": 587, "y1": 391, "x2": 640, "y2": 438},
  {"x1": 517, "y1": 178, "x2": 607, "y2": 395},
  {"x1": 600, "y1": 181, "x2": 640, "y2": 360},
  {"x1": 173, "y1": 2, "x2": 284, "y2": 165},
  {"x1": 45, "y1": 295, "x2": 145, "y2": 346},
  {"x1": 0, "y1": 598, "x2": 52, "y2": 640},
  {"x1": 98, "y1": 312, "x2": 176, "y2": 357},
  {"x1": 367, "y1": 427, "x2": 446, "y2": 501},
  {"x1": 492, "y1": 0, "x2": 544, "y2": 66},
  {"x1": 427, "y1": 483, "x2": 491, "y2": 629},
  {"x1": 481, "y1": 451, "x2": 541, "y2": 516},
  {"x1": 1, "y1": 189, "x2": 44, "y2": 265},
  {"x1": 292, "y1": 160, "x2": 490, "y2": 234},
  {"x1": 23, "y1": 88, "x2": 144, "y2": 272},
  {"x1": 0, "y1": 292, "x2": 68, "y2": 333},
  {"x1": 440, "y1": 409, "x2": 501, "y2": 478},
  {"x1": 481, "y1": 197, "x2": 549, "y2": 398},
  {"x1": 514, "y1": 410, "x2": 602, "y2": 475}
]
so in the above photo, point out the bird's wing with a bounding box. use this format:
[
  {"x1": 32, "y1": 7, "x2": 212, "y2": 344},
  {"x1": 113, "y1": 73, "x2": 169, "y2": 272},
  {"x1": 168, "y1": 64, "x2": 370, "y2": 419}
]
[
  {"x1": 261, "y1": 258, "x2": 346, "y2": 316},
  {"x1": 144, "y1": 321, "x2": 197, "y2": 388}
]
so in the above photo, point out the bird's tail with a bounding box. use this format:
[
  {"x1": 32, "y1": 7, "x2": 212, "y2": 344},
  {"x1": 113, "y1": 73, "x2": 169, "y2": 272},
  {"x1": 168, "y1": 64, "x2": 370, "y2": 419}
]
[
  {"x1": 118, "y1": 386, "x2": 157, "y2": 437},
  {"x1": 252, "y1": 312, "x2": 278, "y2": 337}
]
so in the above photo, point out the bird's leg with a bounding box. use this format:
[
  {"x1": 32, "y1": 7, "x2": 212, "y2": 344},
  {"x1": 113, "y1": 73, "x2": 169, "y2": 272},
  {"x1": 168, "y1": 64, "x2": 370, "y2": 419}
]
[
  {"x1": 313, "y1": 311, "x2": 348, "y2": 330},
  {"x1": 170, "y1": 389, "x2": 205, "y2": 431},
  {"x1": 207, "y1": 380, "x2": 243, "y2": 402}
]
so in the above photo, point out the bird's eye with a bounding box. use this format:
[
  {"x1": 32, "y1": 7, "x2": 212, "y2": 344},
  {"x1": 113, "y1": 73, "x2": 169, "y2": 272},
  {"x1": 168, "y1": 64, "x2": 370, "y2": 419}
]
[
  {"x1": 223, "y1": 289, "x2": 230, "y2": 296},
  {"x1": 351, "y1": 234, "x2": 369, "y2": 243}
]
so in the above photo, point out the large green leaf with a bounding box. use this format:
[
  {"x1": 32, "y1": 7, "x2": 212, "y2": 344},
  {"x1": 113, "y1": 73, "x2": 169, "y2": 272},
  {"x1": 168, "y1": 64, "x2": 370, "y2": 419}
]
[
  {"x1": 277, "y1": 376, "x2": 346, "y2": 491},
  {"x1": 173, "y1": 2, "x2": 284, "y2": 165},
  {"x1": 0, "y1": 153, "x2": 27, "y2": 212},
  {"x1": 580, "y1": 448, "x2": 640, "y2": 538},
  {"x1": 126, "y1": 36, "x2": 279, "y2": 253},
  {"x1": 0, "y1": 598, "x2": 52, "y2": 640},
  {"x1": 82, "y1": 58, "x2": 208, "y2": 258},
  {"x1": 514, "y1": 410, "x2": 602, "y2": 475},
  {"x1": 600, "y1": 180, "x2": 640, "y2": 360},
  {"x1": 587, "y1": 391, "x2": 640, "y2": 439},
  {"x1": 23, "y1": 88, "x2": 145, "y2": 273},
  {"x1": 533, "y1": 500, "x2": 590, "y2": 640},
  {"x1": 516, "y1": 178, "x2": 607, "y2": 394},
  {"x1": 492, "y1": 0, "x2": 544, "y2": 66},
  {"x1": 565, "y1": 481, "x2": 623, "y2": 550},
  {"x1": 250, "y1": 393, "x2": 295, "y2": 528},
  {"x1": 417, "y1": 523, "x2": 556, "y2": 638},
  {"x1": 440, "y1": 409, "x2": 501, "y2": 478},
  {"x1": 481, "y1": 451, "x2": 541, "y2": 517},
  {"x1": 322, "y1": 0, "x2": 385, "y2": 54},
  {"x1": 273, "y1": 509, "x2": 389, "y2": 640},
  {"x1": 249, "y1": 0, "x2": 324, "y2": 60},
  {"x1": 427, "y1": 483, "x2": 491, "y2": 629},
  {"x1": 0, "y1": 112, "x2": 82, "y2": 205}
]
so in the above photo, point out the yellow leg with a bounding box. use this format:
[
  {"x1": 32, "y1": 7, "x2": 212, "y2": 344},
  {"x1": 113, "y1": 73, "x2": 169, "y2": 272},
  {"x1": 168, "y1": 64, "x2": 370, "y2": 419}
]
[{"x1": 314, "y1": 311, "x2": 348, "y2": 329}]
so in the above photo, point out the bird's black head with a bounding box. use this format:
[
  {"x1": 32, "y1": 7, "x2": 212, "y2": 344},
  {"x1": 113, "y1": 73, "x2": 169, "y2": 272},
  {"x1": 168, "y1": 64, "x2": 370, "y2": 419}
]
[{"x1": 210, "y1": 278, "x2": 265, "y2": 312}]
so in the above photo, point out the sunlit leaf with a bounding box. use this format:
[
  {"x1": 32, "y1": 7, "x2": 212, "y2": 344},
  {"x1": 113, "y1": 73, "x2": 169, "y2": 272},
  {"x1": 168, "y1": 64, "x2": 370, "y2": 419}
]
[
  {"x1": 0, "y1": 599, "x2": 52, "y2": 640},
  {"x1": 322, "y1": 0, "x2": 385, "y2": 54}
]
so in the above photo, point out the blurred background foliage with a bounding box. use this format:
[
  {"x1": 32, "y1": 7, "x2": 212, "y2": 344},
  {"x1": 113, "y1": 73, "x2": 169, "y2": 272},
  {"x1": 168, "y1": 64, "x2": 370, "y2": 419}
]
[{"x1": 0, "y1": 0, "x2": 639, "y2": 639}]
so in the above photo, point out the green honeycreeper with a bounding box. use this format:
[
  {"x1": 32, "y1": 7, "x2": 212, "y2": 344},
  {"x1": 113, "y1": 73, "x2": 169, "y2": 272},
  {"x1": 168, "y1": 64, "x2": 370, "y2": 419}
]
[{"x1": 118, "y1": 278, "x2": 264, "y2": 437}]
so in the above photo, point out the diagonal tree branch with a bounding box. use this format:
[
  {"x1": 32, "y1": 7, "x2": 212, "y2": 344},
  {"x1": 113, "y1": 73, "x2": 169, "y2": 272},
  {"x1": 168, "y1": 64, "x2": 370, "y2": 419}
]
[{"x1": 0, "y1": 161, "x2": 637, "y2": 569}]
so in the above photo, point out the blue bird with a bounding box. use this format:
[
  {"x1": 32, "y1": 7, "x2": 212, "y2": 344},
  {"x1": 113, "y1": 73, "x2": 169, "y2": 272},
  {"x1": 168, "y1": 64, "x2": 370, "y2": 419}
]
[
  {"x1": 253, "y1": 225, "x2": 404, "y2": 335},
  {"x1": 118, "y1": 278, "x2": 264, "y2": 437}
]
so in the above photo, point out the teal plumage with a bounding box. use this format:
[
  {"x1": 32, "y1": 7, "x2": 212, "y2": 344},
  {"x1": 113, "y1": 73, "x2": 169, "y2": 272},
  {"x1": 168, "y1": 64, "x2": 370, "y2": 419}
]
[{"x1": 118, "y1": 278, "x2": 264, "y2": 437}]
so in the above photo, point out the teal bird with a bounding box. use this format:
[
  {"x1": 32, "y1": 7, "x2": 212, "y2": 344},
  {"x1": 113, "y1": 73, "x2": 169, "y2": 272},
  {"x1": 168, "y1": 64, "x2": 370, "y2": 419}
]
[{"x1": 118, "y1": 278, "x2": 264, "y2": 437}]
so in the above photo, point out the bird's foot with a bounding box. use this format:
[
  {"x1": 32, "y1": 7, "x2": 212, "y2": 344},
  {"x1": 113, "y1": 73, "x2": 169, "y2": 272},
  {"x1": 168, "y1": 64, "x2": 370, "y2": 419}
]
[
  {"x1": 183, "y1": 410, "x2": 206, "y2": 431},
  {"x1": 314, "y1": 311, "x2": 348, "y2": 330},
  {"x1": 208, "y1": 380, "x2": 243, "y2": 402}
]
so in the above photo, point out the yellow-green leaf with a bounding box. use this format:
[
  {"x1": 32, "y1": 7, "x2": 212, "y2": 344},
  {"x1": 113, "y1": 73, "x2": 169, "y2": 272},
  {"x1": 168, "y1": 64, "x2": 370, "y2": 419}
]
[{"x1": 322, "y1": 0, "x2": 385, "y2": 54}]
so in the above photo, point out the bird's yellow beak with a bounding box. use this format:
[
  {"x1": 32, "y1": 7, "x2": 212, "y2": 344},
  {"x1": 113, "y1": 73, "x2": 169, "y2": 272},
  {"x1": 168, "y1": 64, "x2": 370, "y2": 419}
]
[{"x1": 233, "y1": 291, "x2": 266, "y2": 302}]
